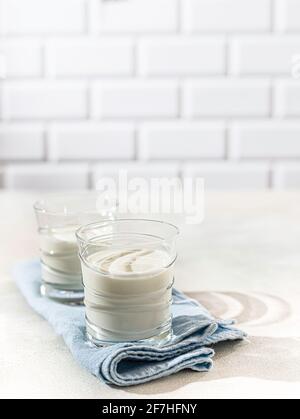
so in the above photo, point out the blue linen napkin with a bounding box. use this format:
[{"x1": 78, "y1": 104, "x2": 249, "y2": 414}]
[{"x1": 13, "y1": 260, "x2": 246, "y2": 387}]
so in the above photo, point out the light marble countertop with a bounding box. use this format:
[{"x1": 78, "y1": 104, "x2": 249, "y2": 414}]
[{"x1": 0, "y1": 191, "x2": 299, "y2": 399}]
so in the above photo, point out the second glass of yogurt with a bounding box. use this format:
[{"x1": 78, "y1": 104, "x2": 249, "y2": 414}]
[
  {"x1": 76, "y1": 219, "x2": 179, "y2": 345},
  {"x1": 34, "y1": 193, "x2": 116, "y2": 304}
]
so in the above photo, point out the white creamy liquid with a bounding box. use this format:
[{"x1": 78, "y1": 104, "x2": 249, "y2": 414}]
[
  {"x1": 40, "y1": 227, "x2": 82, "y2": 285},
  {"x1": 82, "y1": 248, "x2": 174, "y2": 342}
]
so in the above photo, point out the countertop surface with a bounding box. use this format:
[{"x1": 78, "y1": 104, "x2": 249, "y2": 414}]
[{"x1": 0, "y1": 191, "x2": 299, "y2": 399}]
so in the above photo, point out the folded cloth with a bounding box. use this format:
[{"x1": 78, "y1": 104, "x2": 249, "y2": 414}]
[{"x1": 13, "y1": 260, "x2": 246, "y2": 387}]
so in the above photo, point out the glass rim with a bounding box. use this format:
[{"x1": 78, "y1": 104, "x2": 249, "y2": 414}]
[
  {"x1": 33, "y1": 192, "x2": 117, "y2": 216},
  {"x1": 76, "y1": 218, "x2": 180, "y2": 244},
  {"x1": 79, "y1": 251, "x2": 178, "y2": 278}
]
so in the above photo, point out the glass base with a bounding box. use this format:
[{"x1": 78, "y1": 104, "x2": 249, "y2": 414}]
[
  {"x1": 86, "y1": 317, "x2": 173, "y2": 347},
  {"x1": 41, "y1": 283, "x2": 84, "y2": 305}
]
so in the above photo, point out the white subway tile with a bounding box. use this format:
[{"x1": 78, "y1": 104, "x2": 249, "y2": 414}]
[
  {"x1": 139, "y1": 122, "x2": 225, "y2": 159},
  {"x1": 231, "y1": 36, "x2": 300, "y2": 76},
  {"x1": 0, "y1": 0, "x2": 86, "y2": 35},
  {"x1": 183, "y1": 162, "x2": 270, "y2": 189},
  {"x1": 183, "y1": 0, "x2": 271, "y2": 33},
  {"x1": 4, "y1": 164, "x2": 89, "y2": 190},
  {"x1": 138, "y1": 37, "x2": 225, "y2": 76},
  {"x1": 46, "y1": 39, "x2": 134, "y2": 77},
  {"x1": 49, "y1": 123, "x2": 135, "y2": 161},
  {"x1": 275, "y1": 81, "x2": 300, "y2": 117},
  {"x1": 0, "y1": 124, "x2": 44, "y2": 160},
  {"x1": 184, "y1": 80, "x2": 270, "y2": 118},
  {"x1": 90, "y1": 0, "x2": 178, "y2": 34},
  {"x1": 230, "y1": 122, "x2": 300, "y2": 159},
  {"x1": 273, "y1": 163, "x2": 300, "y2": 188},
  {"x1": 1, "y1": 81, "x2": 87, "y2": 120},
  {"x1": 275, "y1": 0, "x2": 300, "y2": 32},
  {"x1": 92, "y1": 81, "x2": 178, "y2": 119},
  {"x1": 92, "y1": 162, "x2": 180, "y2": 188},
  {"x1": 0, "y1": 40, "x2": 42, "y2": 78}
]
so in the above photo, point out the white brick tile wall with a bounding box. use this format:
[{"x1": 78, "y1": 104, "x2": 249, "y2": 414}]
[
  {"x1": 46, "y1": 39, "x2": 134, "y2": 78},
  {"x1": 183, "y1": 162, "x2": 270, "y2": 189},
  {"x1": 0, "y1": 40, "x2": 42, "y2": 78},
  {"x1": 230, "y1": 36, "x2": 300, "y2": 75},
  {"x1": 183, "y1": 80, "x2": 271, "y2": 117},
  {"x1": 0, "y1": 0, "x2": 86, "y2": 35},
  {"x1": 138, "y1": 37, "x2": 226, "y2": 76},
  {"x1": 139, "y1": 122, "x2": 225, "y2": 160},
  {"x1": 49, "y1": 122, "x2": 135, "y2": 161},
  {"x1": 1, "y1": 82, "x2": 87, "y2": 120},
  {"x1": 273, "y1": 163, "x2": 300, "y2": 188},
  {"x1": 0, "y1": 124, "x2": 45, "y2": 160},
  {"x1": 91, "y1": 0, "x2": 178, "y2": 34},
  {"x1": 4, "y1": 164, "x2": 89, "y2": 190},
  {"x1": 275, "y1": 0, "x2": 300, "y2": 32},
  {"x1": 92, "y1": 81, "x2": 178, "y2": 119},
  {"x1": 183, "y1": 0, "x2": 271, "y2": 33},
  {"x1": 0, "y1": 0, "x2": 299, "y2": 191},
  {"x1": 230, "y1": 122, "x2": 300, "y2": 159}
]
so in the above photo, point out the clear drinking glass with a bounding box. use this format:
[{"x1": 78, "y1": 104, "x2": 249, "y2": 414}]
[
  {"x1": 76, "y1": 219, "x2": 179, "y2": 346},
  {"x1": 34, "y1": 193, "x2": 116, "y2": 304}
]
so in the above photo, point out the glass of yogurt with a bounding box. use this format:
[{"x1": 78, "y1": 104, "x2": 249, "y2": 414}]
[
  {"x1": 76, "y1": 219, "x2": 179, "y2": 345},
  {"x1": 34, "y1": 193, "x2": 116, "y2": 304}
]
